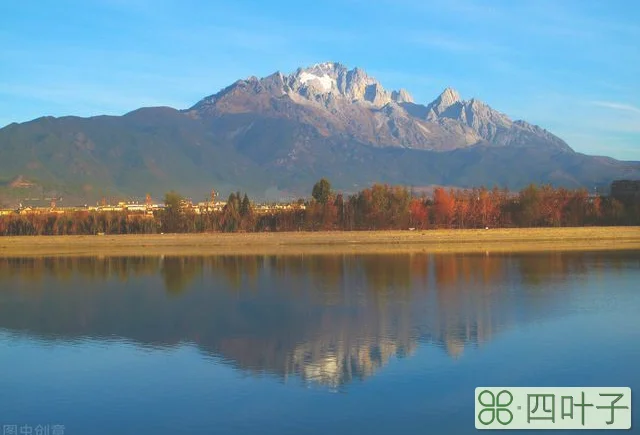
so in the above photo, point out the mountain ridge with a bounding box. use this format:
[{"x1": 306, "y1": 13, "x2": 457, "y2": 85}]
[
  {"x1": 0, "y1": 62, "x2": 638, "y2": 202},
  {"x1": 188, "y1": 62, "x2": 572, "y2": 153}
]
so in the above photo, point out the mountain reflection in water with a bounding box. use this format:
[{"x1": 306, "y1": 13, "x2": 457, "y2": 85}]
[{"x1": 0, "y1": 252, "x2": 635, "y2": 389}]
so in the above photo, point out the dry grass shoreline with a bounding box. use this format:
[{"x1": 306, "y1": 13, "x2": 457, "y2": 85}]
[{"x1": 0, "y1": 227, "x2": 639, "y2": 257}]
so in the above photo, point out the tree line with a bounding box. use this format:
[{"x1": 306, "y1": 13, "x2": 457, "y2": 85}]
[{"x1": 0, "y1": 179, "x2": 638, "y2": 236}]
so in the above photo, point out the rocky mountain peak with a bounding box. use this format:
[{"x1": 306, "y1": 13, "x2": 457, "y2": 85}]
[
  {"x1": 303, "y1": 61, "x2": 347, "y2": 76},
  {"x1": 392, "y1": 89, "x2": 413, "y2": 103},
  {"x1": 425, "y1": 87, "x2": 462, "y2": 118},
  {"x1": 285, "y1": 62, "x2": 412, "y2": 107},
  {"x1": 439, "y1": 87, "x2": 462, "y2": 107}
]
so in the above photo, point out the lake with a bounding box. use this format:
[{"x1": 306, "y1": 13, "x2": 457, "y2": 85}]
[{"x1": 0, "y1": 251, "x2": 638, "y2": 434}]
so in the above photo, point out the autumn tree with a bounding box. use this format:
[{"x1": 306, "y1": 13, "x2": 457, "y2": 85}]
[
  {"x1": 454, "y1": 190, "x2": 471, "y2": 229},
  {"x1": 409, "y1": 198, "x2": 428, "y2": 229},
  {"x1": 587, "y1": 196, "x2": 602, "y2": 224},
  {"x1": 517, "y1": 184, "x2": 541, "y2": 227},
  {"x1": 433, "y1": 187, "x2": 455, "y2": 228},
  {"x1": 388, "y1": 186, "x2": 411, "y2": 228},
  {"x1": 563, "y1": 189, "x2": 588, "y2": 226},
  {"x1": 334, "y1": 193, "x2": 345, "y2": 228}
]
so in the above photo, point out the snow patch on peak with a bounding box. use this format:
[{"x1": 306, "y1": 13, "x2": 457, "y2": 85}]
[{"x1": 298, "y1": 71, "x2": 335, "y2": 92}]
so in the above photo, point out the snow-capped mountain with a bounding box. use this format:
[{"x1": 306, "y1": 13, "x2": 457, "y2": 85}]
[{"x1": 189, "y1": 62, "x2": 571, "y2": 152}]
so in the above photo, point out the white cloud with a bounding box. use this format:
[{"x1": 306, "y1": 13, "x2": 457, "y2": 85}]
[{"x1": 590, "y1": 101, "x2": 640, "y2": 115}]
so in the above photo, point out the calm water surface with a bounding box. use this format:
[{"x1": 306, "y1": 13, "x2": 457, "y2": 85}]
[{"x1": 0, "y1": 251, "x2": 639, "y2": 434}]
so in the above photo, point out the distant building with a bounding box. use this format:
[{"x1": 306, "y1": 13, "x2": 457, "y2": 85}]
[
  {"x1": 254, "y1": 202, "x2": 306, "y2": 214},
  {"x1": 125, "y1": 204, "x2": 147, "y2": 213},
  {"x1": 195, "y1": 201, "x2": 226, "y2": 214},
  {"x1": 611, "y1": 180, "x2": 640, "y2": 203},
  {"x1": 97, "y1": 205, "x2": 125, "y2": 212}
]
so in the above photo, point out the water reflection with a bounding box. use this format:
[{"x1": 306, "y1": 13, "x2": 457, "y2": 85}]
[{"x1": 0, "y1": 252, "x2": 637, "y2": 388}]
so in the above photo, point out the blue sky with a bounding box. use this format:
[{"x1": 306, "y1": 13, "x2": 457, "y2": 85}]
[{"x1": 1, "y1": 0, "x2": 639, "y2": 159}]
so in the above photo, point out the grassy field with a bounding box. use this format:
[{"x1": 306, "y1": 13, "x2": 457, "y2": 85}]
[{"x1": 0, "y1": 227, "x2": 639, "y2": 257}]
